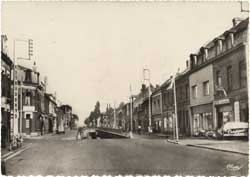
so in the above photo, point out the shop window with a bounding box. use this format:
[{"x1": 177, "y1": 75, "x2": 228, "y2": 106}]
[
  {"x1": 192, "y1": 85, "x2": 198, "y2": 99},
  {"x1": 203, "y1": 81, "x2": 210, "y2": 96},
  {"x1": 240, "y1": 102, "x2": 249, "y2": 122},
  {"x1": 239, "y1": 60, "x2": 247, "y2": 88},
  {"x1": 227, "y1": 66, "x2": 233, "y2": 91}
]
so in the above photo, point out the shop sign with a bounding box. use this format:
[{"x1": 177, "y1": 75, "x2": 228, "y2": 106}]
[{"x1": 214, "y1": 98, "x2": 230, "y2": 105}]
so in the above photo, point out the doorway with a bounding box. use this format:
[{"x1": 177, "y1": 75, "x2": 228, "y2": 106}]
[{"x1": 217, "y1": 112, "x2": 223, "y2": 129}]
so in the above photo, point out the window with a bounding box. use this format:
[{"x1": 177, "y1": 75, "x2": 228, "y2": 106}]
[
  {"x1": 227, "y1": 66, "x2": 233, "y2": 91},
  {"x1": 25, "y1": 92, "x2": 31, "y2": 106},
  {"x1": 216, "y1": 70, "x2": 222, "y2": 86},
  {"x1": 185, "y1": 84, "x2": 189, "y2": 99},
  {"x1": 203, "y1": 81, "x2": 210, "y2": 96},
  {"x1": 192, "y1": 85, "x2": 197, "y2": 99},
  {"x1": 25, "y1": 70, "x2": 32, "y2": 82},
  {"x1": 239, "y1": 61, "x2": 247, "y2": 88},
  {"x1": 216, "y1": 40, "x2": 222, "y2": 55}
]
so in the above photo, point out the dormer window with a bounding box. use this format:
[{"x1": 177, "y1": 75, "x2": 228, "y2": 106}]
[
  {"x1": 216, "y1": 40, "x2": 222, "y2": 55},
  {"x1": 229, "y1": 33, "x2": 234, "y2": 47}
]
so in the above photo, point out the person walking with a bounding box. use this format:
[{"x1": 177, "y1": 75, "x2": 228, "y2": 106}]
[
  {"x1": 40, "y1": 116, "x2": 44, "y2": 136},
  {"x1": 76, "y1": 126, "x2": 83, "y2": 140}
]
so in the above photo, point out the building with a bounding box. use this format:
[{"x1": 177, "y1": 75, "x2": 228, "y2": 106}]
[
  {"x1": 122, "y1": 102, "x2": 132, "y2": 132},
  {"x1": 151, "y1": 85, "x2": 163, "y2": 133},
  {"x1": 16, "y1": 64, "x2": 46, "y2": 136},
  {"x1": 175, "y1": 64, "x2": 191, "y2": 136},
  {"x1": 188, "y1": 17, "x2": 249, "y2": 135},
  {"x1": 161, "y1": 77, "x2": 175, "y2": 134},
  {"x1": 71, "y1": 114, "x2": 79, "y2": 130},
  {"x1": 60, "y1": 105, "x2": 72, "y2": 129},
  {"x1": 213, "y1": 18, "x2": 249, "y2": 128},
  {"x1": 44, "y1": 93, "x2": 57, "y2": 133},
  {"x1": 1, "y1": 50, "x2": 13, "y2": 147},
  {"x1": 133, "y1": 84, "x2": 155, "y2": 133}
]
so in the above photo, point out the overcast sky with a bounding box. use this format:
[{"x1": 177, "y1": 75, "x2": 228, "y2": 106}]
[{"x1": 2, "y1": 1, "x2": 248, "y2": 125}]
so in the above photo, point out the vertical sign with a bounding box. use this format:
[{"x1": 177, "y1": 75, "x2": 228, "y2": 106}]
[{"x1": 13, "y1": 68, "x2": 19, "y2": 134}]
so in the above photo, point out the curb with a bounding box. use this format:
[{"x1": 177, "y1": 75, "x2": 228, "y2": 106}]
[
  {"x1": 2, "y1": 143, "x2": 32, "y2": 161},
  {"x1": 165, "y1": 139, "x2": 181, "y2": 144},
  {"x1": 186, "y1": 144, "x2": 249, "y2": 156}
]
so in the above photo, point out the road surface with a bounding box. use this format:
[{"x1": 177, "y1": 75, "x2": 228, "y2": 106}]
[{"x1": 5, "y1": 130, "x2": 248, "y2": 176}]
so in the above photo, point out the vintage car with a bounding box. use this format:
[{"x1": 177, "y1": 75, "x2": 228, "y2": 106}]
[{"x1": 222, "y1": 122, "x2": 249, "y2": 137}]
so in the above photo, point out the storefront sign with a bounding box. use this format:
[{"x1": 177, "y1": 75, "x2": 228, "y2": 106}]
[{"x1": 214, "y1": 98, "x2": 230, "y2": 105}]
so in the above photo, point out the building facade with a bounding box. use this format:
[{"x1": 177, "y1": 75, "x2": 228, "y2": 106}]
[
  {"x1": 151, "y1": 86, "x2": 163, "y2": 133},
  {"x1": 17, "y1": 64, "x2": 46, "y2": 136},
  {"x1": 161, "y1": 77, "x2": 175, "y2": 134},
  {"x1": 175, "y1": 66, "x2": 191, "y2": 136},
  {"x1": 213, "y1": 18, "x2": 249, "y2": 128},
  {"x1": 1, "y1": 51, "x2": 13, "y2": 147}
]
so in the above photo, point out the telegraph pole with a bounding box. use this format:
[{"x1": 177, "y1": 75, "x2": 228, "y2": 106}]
[
  {"x1": 173, "y1": 74, "x2": 179, "y2": 142},
  {"x1": 129, "y1": 84, "x2": 133, "y2": 138}
]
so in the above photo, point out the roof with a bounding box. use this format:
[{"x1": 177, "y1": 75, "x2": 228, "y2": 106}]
[
  {"x1": 1, "y1": 52, "x2": 13, "y2": 66},
  {"x1": 193, "y1": 18, "x2": 248, "y2": 55}
]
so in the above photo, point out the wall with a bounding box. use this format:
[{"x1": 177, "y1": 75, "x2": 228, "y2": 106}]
[{"x1": 190, "y1": 64, "x2": 214, "y2": 107}]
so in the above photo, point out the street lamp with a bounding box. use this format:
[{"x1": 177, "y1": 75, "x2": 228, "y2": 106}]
[{"x1": 143, "y1": 68, "x2": 152, "y2": 133}]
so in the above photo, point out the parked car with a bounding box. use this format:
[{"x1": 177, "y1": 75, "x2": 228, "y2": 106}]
[{"x1": 221, "y1": 122, "x2": 249, "y2": 137}]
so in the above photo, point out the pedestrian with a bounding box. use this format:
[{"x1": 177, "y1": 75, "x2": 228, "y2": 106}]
[
  {"x1": 138, "y1": 125, "x2": 141, "y2": 135},
  {"x1": 76, "y1": 126, "x2": 83, "y2": 140},
  {"x1": 40, "y1": 116, "x2": 44, "y2": 136},
  {"x1": 1, "y1": 122, "x2": 6, "y2": 148}
]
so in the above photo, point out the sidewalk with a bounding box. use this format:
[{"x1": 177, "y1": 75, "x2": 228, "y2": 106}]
[{"x1": 166, "y1": 138, "x2": 249, "y2": 155}]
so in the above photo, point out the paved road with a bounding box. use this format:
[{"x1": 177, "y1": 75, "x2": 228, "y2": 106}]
[{"x1": 5, "y1": 130, "x2": 248, "y2": 176}]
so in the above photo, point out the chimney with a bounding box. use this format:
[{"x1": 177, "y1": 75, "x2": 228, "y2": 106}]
[
  {"x1": 32, "y1": 62, "x2": 37, "y2": 72},
  {"x1": 186, "y1": 60, "x2": 189, "y2": 68},
  {"x1": 232, "y1": 17, "x2": 244, "y2": 27},
  {"x1": 141, "y1": 84, "x2": 146, "y2": 91}
]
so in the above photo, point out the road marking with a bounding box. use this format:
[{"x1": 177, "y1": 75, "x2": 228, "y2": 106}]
[{"x1": 3, "y1": 145, "x2": 32, "y2": 161}]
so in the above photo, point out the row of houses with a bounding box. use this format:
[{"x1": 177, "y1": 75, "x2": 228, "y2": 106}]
[
  {"x1": 1, "y1": 35, "x2": 78, "y2": 147},
  {"x1": 95, "y1": 17, "x2": 249, "y2": 136}
]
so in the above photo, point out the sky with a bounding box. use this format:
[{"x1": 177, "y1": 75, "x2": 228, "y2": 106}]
[{"x1": 1, "y1": 1, "x2": 248, "y2": 125}]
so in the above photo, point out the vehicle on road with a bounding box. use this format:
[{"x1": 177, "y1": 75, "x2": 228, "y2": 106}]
[{"x1": 222, "y1": 122, "x2": 249, "y2": 137}]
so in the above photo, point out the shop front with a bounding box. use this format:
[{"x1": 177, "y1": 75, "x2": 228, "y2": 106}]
[
  {"x1": 214, "y1": 97, "x2": 249, "y2": 129},
  {"x1": 191, "y1": 103, "x2": 213, "y2": 135},
  {"x1": 152, "y1": 115, "x2": 162, "y2": 133}
]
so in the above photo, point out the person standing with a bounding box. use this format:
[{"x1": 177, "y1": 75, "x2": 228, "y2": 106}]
[{"x1": 40, "y1": 116, "x2": 44, "y2": 136}]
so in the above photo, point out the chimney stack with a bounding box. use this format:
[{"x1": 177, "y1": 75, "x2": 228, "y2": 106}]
[
  {"x1": 232, "y1": 17, "x2": 244, "y2": 27},
  {"x1": 186, "y1": 60, "x2": 189, "y2": 68}
]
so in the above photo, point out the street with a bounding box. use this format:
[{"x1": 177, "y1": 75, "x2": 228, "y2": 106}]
[{"x1": 5, "y1": 130, "x2": 248, "y2": 176}]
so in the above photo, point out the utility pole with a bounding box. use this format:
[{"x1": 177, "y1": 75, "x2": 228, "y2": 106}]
[
  {"x1": 129, "y1": 84, "x2": 133, "y2": 138},
  {"x1": 173, "y1": 74, "x2": 179, "y2": 142},
  {"x1": 113, "y1": 101, "x2": 116, "y2": 129}
]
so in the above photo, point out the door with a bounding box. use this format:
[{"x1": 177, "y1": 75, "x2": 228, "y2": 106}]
[
  {"x1": 217, "y1": 112, "x2": 223, "y2": 129},
  {"x1": 25, "y1": 114, "x2": 31, "y2": 134}
]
